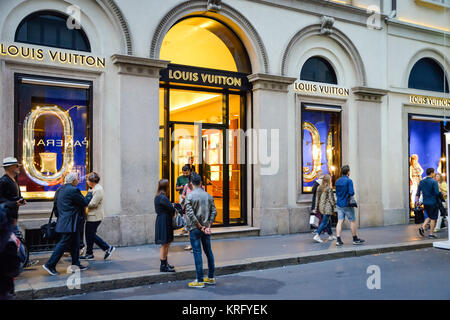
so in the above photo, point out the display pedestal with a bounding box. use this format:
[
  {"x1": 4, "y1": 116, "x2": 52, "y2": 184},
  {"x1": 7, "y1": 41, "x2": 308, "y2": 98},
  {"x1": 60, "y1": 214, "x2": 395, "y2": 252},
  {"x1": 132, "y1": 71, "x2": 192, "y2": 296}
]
[{"x1": 433, "y1": 240, "x2": 450, "y2": 250}]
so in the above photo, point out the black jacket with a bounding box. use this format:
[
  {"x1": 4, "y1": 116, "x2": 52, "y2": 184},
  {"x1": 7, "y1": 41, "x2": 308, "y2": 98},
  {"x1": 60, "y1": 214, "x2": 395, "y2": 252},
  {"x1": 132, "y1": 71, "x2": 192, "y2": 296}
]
[
  {"x1": 310, "y1": 180, "x2": 321, "y2": 211},
  {"x1": 0, "y1": 175, "x2": 21, "y2": 219},
  {"x1": 0, "y1": 239, "x2": 20, "y2": 294},
  {"x1": 54, "y1": 184, "x2": 91, "y2": 234}
]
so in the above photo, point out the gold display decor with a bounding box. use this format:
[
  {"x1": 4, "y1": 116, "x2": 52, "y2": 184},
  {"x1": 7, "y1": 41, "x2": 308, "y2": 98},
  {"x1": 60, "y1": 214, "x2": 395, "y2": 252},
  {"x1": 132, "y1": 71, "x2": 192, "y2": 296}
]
[
  {"x1": 39, "y1": 152, "x2": 58, "y2": 174},
  {"x1": 22, "y1": 105, "x2": 74, "y2": 186},
  {"x1": 303, "y1": 121, "x2": 322, "y2": 183}
]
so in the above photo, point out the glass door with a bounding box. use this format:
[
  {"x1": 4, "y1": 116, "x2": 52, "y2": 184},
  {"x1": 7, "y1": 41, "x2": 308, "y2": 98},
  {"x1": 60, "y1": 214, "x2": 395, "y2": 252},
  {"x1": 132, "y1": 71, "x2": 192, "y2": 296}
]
[
  {"x1": 201, "y1": 126, "x2": 226, "y2": 225},
  {"x1": 162, "y1": 86, "x2": 246, "y2": 227}
]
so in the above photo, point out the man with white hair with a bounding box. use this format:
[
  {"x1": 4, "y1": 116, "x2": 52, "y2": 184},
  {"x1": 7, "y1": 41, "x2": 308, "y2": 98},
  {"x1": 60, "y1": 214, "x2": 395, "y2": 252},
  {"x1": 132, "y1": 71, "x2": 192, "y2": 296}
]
[{"x1": 43, "y1": 172, "x2": 92, "y2": 276}]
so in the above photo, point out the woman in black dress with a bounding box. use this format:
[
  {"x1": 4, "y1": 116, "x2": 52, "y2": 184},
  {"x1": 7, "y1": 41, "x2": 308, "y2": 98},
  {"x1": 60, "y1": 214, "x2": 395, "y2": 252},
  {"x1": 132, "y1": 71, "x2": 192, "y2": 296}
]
[{"x1": 154, "y1": 179, "x2": 176, "y2": 272}]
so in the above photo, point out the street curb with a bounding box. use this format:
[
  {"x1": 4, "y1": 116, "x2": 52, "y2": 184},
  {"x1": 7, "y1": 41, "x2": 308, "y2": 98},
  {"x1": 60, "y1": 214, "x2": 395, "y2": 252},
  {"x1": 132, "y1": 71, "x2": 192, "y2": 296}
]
[{"x1": 15, "y1": 240, "x2": 435, "y2": 300}]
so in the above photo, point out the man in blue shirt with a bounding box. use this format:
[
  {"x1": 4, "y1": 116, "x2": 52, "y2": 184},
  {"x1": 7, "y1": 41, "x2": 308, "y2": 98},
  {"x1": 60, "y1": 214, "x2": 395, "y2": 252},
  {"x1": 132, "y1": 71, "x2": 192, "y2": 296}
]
[
  {"x1": 335, "y1": 165, "x2": 365, "y2": 246},
  {"x1": 416, "y1": 168, "x2": 440, "y2": 239}
]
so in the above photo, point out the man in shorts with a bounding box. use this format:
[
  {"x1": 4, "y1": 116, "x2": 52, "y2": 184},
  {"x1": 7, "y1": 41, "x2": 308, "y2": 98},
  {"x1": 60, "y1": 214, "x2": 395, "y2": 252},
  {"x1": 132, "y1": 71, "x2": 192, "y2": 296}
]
[
  {"x1": 416, "y1": 168, "x2": 440, "y2": 238},
  {"x1": 335, "y1": 165, "x2": 365, "y2": 246}
]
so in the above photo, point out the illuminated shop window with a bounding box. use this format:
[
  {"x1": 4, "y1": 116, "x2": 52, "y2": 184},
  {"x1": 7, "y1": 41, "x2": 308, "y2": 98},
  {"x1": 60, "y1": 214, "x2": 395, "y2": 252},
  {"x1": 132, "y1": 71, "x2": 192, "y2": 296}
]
[
  {"x1": 15, "y1": 11, "x2": 91, "y2": 52},
  {"x1": 300, "y1": 57, "x2": 337, "y2": 85},
  {"x1": 302, "y1": 105, "x2": 341, "y2": 193},
  {"x1": 160, "y1": 16, "x2": 251, "y2": 73},
  {"x1": 16, "y1": 75, "x2": 92, "y2": 200},
  {"x1": 408, "y1": 58, "x2": 449, "y2": 93},
  {"x1": 408, "y1": 117, "x2": 448, "y2": 215}
]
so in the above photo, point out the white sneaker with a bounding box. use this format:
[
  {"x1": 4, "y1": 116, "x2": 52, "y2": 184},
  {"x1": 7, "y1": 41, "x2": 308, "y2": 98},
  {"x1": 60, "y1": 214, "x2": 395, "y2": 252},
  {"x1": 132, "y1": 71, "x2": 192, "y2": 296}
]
[
  {"x1": 328, "y1": 235, "x2": 337, "y2": 241},
  {"x1": 313, "y1": 234, "x2": 323, "y2": 243}
]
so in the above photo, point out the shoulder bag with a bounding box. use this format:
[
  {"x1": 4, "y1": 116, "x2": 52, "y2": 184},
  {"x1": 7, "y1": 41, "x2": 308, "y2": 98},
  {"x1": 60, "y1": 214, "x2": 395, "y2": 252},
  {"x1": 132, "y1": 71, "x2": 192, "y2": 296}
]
[{"x1": 172, "y1": 203, "x2": 186, "y2": 230}]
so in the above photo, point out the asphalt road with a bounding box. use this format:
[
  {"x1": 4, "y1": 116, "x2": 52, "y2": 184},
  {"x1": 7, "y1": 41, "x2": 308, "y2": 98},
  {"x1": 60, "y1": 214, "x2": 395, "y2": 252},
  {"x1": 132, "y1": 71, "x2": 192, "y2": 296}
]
[{"x1": 52, "y1": 247, "x2": 450, "y2": 300}]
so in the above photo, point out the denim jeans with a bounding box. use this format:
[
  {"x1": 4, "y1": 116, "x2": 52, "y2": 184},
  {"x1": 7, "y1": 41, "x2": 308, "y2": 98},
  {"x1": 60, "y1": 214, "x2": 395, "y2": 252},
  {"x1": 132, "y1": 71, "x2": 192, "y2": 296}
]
[
  {"x1": 316, "y1": 214, "x2": 333, "y2": 236},
  {"x1": 85, "y1": 221, "x2": 110, "y2": 255},
  {"x1": 189, "y1": 228, "x2": 215, "y2": 282},
  {"x1": 46, "y1": 231, "x2": 81, "y2": 268}
]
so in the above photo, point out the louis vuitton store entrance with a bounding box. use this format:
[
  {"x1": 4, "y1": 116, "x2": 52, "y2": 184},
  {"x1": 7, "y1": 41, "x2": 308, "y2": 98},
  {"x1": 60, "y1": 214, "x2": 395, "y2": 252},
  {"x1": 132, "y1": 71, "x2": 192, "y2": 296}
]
[{"x1": 158, "y1": 16, "x2": 251, "y2": 227}]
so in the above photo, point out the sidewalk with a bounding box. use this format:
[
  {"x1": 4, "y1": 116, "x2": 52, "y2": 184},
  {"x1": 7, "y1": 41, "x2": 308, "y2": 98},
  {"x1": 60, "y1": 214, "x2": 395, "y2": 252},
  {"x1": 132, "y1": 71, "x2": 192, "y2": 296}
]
[{"x1": 15, "y1": 224, "x2": 448, "y2": 299}]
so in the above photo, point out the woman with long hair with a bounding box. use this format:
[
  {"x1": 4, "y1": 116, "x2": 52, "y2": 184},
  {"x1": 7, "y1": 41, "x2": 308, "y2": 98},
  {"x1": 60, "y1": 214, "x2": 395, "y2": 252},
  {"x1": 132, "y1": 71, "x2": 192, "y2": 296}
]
[
  {"x1": 313, "y1": 174, "x2": 337, "y2": 243},
  {"x1": 154, "y1": 179, "x2": 176, "y2": 272}
]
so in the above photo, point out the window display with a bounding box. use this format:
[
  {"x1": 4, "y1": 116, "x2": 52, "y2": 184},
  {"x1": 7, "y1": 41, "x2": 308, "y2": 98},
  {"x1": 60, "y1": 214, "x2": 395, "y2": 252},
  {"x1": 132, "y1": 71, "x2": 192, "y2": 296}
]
[
  {"x1": 302, "y1": 106, "x2": 341, "y2": 193},
  {"x1": 16, "y1": 75, "x2": 91, "y2": 199},
  {"x1": 408, "y1": 117, "x2": 448, "y2": 213}
]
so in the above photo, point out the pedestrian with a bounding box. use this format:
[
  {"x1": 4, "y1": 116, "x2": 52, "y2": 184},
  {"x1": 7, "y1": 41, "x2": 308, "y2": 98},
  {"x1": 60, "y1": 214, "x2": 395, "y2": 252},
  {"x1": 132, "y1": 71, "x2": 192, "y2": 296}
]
[
  {"x1": 313, "y1": 174, "x2": 337, "y2": 243},
  {"x1": 42, "y1": 172, "x2": 92, "y2": 276},
  {"x1": 310, "y1": 170, "x2": 324, "y2": 233},
  {"x1": 0, "y1": 157, "x2": 27, "y2": 228},
  {"x1": 80, "y1": 172, "x2": 115, "y2": 261},
  {"x1": 184, "y1": 173, "x2": 217, "y2": 288},
  {"x1": 154, "y1": 179, "x2": 176, "y2": 273},
  {"x1": 434, "y1": 173, "x2": 447, "y2": 233},
  {"x1": 186, "y1": 156, "x2": 196, "y2": 173},
  {"x1": 176, "y1": 165, "x2": 191, "y2": 204},
  {"x1": 417, "y1": 168, "x2": 440, "y2": 238},
  {"x1": 0, "y1": 203, "x2": 21, "y2": 300},
  {"x1": 181, "y1": 173, "x2": 205, "y2": 250},
  {"x1": 335, "y1": 165, "x2": 365, "y2": 246}
]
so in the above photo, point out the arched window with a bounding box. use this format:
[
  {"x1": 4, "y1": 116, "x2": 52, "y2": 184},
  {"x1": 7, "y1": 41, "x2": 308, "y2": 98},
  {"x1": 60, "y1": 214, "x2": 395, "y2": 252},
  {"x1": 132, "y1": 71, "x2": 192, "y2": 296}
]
[
  {"x1": 15, "y1": 11, "x2": 91, "y2": 52},
  {"x1": 408, "y1": 58, "x2": 449, "y2": 93},
  {"x1": 300, "y1": 57, "x2": 337, "y2": 85},
  {"x1": 160, "y1": 16, "x2": 251, "y2": 73}
]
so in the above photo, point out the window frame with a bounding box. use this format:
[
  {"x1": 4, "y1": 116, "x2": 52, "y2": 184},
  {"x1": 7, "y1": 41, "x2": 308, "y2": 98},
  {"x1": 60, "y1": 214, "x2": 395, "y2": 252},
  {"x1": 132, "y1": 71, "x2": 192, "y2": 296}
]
[
  {"x1": 14, "y1": 73, "x2": 94, "y2": 201},
  {"x1": 15, "y1": 10, "x2": 91, "y2": 52},
  {"x1": 408, "y1": 57, "x2": 449, "y2": 93},
  {"x1": 300, "y1": 56, "x2": 338, "y2": 85},
  {"x1": 300, "y1": 102, "x2": 342, "y2": 195}
]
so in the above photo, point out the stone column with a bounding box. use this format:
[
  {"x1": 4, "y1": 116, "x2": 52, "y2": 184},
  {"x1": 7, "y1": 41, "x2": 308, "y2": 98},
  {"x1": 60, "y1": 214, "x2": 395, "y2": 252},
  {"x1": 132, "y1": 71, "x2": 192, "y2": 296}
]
[
  {"x1": 248, "y1": 74, "x2": 296, "y2": 235},
  {"x1": 112, "y1": 55, "x2": 169, "y2": 245},
  {"x1": 352, "y1": 87, "x2": 387, "y2": 227}
]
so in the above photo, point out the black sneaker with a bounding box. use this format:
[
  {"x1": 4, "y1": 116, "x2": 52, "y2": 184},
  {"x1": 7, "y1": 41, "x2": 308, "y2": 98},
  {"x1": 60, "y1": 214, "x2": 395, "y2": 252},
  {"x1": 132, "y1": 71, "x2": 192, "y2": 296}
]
[
  {"x1": 336, "y1": 239, "x2": 344, "y2": 246},
  {"x1": 353, "y1": 238, "x2": 365, "y2": 245},
  {"x1": 419, "y1": 227, "x2": 425, "y2": 237},
  {"x1": 80, "y1": 254, "x2": 94, "y2": 260},
  {"x1": 427, "y1": 234, "x2": 438, "y2": 239},
  {"x1": 104, "y1": 246, "x2": 115, "y2": 260},
  {"x1": 71, "y1": 264, "x2": 88, "y2": 272},
  {"x1": 42, "y1": 264, "x2": 59, "y2": 276}
]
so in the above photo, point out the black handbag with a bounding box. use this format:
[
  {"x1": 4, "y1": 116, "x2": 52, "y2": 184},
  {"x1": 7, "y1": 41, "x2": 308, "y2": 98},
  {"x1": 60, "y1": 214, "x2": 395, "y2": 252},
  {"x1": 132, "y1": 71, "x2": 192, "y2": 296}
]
[
  {"x1": 413, "y1": 206, "x2": 424, "y2": 224},
  {"x1": 348, "y1": 196, "x2": 358, "y2": 208},
  {"x1": 41, "y1": 201, "x2": 58, "y2": 240}
]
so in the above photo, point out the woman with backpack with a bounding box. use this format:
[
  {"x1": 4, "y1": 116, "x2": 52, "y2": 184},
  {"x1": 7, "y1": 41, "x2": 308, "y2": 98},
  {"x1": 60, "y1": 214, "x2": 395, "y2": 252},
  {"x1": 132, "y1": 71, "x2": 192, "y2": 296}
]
[{"x1": 313, "y1": 174, "x2": 337, "y2": 243}]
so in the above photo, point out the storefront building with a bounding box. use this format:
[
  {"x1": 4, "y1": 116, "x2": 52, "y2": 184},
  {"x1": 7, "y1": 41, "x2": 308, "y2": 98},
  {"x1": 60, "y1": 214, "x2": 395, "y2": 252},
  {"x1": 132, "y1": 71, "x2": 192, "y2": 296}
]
[{"x1": 0, "y1": 0, "x2": 448, "y2": 248}]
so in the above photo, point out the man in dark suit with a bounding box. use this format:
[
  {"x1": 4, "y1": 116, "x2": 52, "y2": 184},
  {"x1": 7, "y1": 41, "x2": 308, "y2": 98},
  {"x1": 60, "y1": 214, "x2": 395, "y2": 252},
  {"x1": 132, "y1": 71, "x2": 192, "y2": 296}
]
[
  {"x1": 42, "y1": 172, "x2": 92, "y2": 276},
  {"x1": 416, "y1": 168, "x2": 440, "y2": 239},
  {"x1": 0, "y1": 157, "x2": 27, "y2": 225}
]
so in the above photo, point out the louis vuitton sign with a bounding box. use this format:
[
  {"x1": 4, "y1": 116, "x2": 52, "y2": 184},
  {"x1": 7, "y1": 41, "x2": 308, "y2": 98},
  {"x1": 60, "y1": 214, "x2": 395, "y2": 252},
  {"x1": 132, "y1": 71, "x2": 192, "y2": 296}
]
[
  {"x1": 160, "y1": 64, "x2": 250, "y2": 90},
  {"x1": 0, "y1": 43, "x2": 106, "y2": 68}
]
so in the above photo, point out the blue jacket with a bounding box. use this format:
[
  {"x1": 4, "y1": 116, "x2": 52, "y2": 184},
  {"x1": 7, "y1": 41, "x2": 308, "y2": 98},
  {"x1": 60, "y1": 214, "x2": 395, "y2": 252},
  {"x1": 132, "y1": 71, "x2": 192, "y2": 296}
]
[
  {"x1": 417, "y1": 177, "x2": 440, "y2": 206},
  {"x1": 54, "y1": 184, "x2": 92, "y2": 233},
  {"x1": 335, "y1": 175, "x2": 355, "y2": 208}
]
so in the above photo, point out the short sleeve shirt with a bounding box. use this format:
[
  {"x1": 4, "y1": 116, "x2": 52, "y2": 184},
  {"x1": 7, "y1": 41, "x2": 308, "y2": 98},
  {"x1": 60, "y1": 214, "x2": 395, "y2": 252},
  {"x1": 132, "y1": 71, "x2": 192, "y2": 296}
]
[{"x1": 176, "y1": 175, "x2": 189, "y2": 194}]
